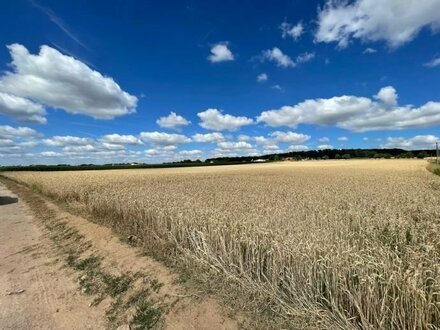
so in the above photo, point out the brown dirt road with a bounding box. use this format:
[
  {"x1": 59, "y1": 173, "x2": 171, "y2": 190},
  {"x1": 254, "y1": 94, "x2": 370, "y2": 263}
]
[
  {"x1": 0, "y1": 182, "x2": 240, "y2": 330},
  {"x1": 0, "y1": 183, "x2": 107, "y2": 329}
]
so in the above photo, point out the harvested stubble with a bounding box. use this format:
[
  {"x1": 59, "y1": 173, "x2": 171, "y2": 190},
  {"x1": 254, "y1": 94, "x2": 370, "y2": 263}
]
[{"x1": 4, "y1": 159, "x2": 440, "y2": 329}]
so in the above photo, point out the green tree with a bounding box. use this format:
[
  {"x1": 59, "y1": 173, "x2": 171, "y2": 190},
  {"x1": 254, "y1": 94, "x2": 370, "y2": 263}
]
[{"x1": 417, "y1": 151, "x2": 430, "y2": 159}]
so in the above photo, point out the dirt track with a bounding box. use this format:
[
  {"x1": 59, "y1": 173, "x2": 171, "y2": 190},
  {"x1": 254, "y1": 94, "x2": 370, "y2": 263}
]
[
  {"x1": 0, "y1": 182, "x2": 240, "y2": 330},
  {"x1": 0, "y1": 183, "x2": 107, "y2": 329}
]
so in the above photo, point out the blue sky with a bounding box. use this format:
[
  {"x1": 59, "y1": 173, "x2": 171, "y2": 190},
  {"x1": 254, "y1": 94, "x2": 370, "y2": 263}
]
[{"x1": 1, "y1": 0, "x2": 440, "y2": 165}]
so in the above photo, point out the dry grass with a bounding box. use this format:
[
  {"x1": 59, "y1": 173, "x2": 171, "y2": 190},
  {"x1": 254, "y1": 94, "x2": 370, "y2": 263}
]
[{"x1": 3, "y1": 159, "x2": 440, "y2": 329}]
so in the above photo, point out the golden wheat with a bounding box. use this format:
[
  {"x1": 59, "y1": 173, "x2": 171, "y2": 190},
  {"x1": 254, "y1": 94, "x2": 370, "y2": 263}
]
[{"x1": 4, "y1": 159, "x2": 440, "y2": 329}]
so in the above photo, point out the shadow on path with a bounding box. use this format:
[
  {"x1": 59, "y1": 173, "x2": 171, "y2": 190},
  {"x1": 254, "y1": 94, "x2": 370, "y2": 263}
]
[{"x1": 0, "y1": 196, "x2": 18, "y2": 205}]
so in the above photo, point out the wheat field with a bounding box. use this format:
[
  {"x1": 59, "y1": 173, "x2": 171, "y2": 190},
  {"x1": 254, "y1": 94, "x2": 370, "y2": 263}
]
[{"x1": 3, "y1": 159, "x2": 440, "y2": 329}]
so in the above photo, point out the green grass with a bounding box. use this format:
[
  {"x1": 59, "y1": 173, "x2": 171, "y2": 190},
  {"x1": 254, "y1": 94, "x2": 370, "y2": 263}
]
[
  {"x1": 427, "y1": 162, "x2": 440, "y2": 176},
  {"x1": 131, "y1": 301, "x2": 162, "y2": 329}
]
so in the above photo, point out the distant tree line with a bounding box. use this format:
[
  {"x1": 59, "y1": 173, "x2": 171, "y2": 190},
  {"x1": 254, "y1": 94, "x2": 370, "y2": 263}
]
[
  {"x1": 205, "y1": 148, "x2": 435, "y2": 163},
  {"x1": 0, "y1": 148, "x2": 435, "y2": 172}
]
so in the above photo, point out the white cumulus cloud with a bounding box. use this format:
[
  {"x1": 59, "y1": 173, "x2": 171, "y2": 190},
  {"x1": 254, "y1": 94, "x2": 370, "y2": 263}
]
[
  {"x1": 296, "y1": 52, "x2": 315, "y2": 64},
  {"x1": 208, "y1": 43, "x2": 234, "y2": 63},
  {"x1": 192, "y1": 132, "x2": 225, "y2": 143},
  {"x1": 261, "y1": 47, "x2": 295, "y2": 68},
  {"x1": 270, "y1": 131, "x2": 311, "y2": 144},
  {"x1": 99, "y1": 134, "x2": 142, "y2": 145},
  {"x1": 280, "y1": 22, "x2": 304, "y2": 40},
  {"x1": 374, "y1": 86, "x2": 398, "y2": 106},
  {"x1": 288, "y1": 145, "x2": 309, "y2": 151},
  {"x1": 318, "y1": 144, "x2": 334, "y2": 150},
  {"x1": 0, "y1": 44, "x2": 137, "y2": 121},
  {"x1": 140, "y1": 131, "x2": 191, "y2": 146},
  {"x1": 0, "y1": 125, "x2": 39, "y2": 138},
  {"x1": 383, "y1": 135, "x2": 439, "y2": 149},
  {"x1": 0, "y1": 92, "x2": 46, "y2": 124},
  {"x1": 179, "y1": 149, "x2": 203, "y2": 158},
  {"x1": 315, "y1": 0, "x2": 440, "y2": 48},
  {"x1": 257, "y1": 73, "x2": 268, "y2": 82},
  {"x1": 41, "y1": 151, "x2": 63, "y2": 157},
  {"x1": 198, "y1": 109, "x2": 253, "y2": 131},
  {"x1": 217, "y1": 141, "x2": 253, "y2": 150},
  {"x1": 257, "y1": 86, "x2": 440, "y2": 132},
  {"x1": 156, "y1": 112, "x2": 190, "y2": 130},
  {"x1": 63, "y1": 144, "x2": 96, "y2": 153},
  {"x1": 43, "y1": 135, "x2": 94, "y2": 147},
  {"x1": 260, "y1": 48, "x2": 314, "y2": 68}
]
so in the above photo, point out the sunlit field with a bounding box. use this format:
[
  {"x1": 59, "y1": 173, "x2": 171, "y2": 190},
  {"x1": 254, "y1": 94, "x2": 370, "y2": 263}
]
[{"x1": 4, "y1": 159, "x2": 440, "y2": 329}]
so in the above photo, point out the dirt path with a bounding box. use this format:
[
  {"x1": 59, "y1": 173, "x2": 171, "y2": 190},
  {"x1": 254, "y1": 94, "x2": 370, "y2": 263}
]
[
  {"x1": 0, "y1": 183, "x2": 107, "y2": 329},
  {"x1": 0, "y1": 181, "x2": 241, "y2": 329}
]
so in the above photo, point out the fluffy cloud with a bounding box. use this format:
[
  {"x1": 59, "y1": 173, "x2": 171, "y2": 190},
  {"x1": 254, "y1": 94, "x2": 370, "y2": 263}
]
[
  {"x1": 99, "y1": 134, "x2": 142, "y2": 145},
  {"x1": 260, "y1": 48, "x2": 315, "y2": 68},
  {"x1": 179, "y1": 149, "x2": 203, "y2": 158},
  {"x1": 41, "y1": 151, "x2": 63, "y2": 157},
  {"x1": 0, "y1": 92, "x2": 46, "y2": 124},
  {"x1": 258, "y1": 96, "x2": 371, "y2": 128},
  {"x1": 254, "y1": 136, "x2": 279, "y2": 153},
  {"x1": 270, "y1": 131, "x2": 311, "y2": 144},
  {"x1": 315, "y1": 0, "x2": 440, "y2": 48},
  {"x1": 237, "y1": 134, "x2": 250, "y2": 141},
  {"x1": 425, "y1": 57, "x2": 440, "y2": 68},
  {"x1": 18, "y1": 140, "x2": 39, "y2": 147},
  {"x1": 257, "y1": 73, "x2": 268, "y2": 82},
  {"x1": 280, "y1": 22, "x2": 304, "y2": 40},
  {"x1": 156, "y1": 112, "x2": 190, "y2": 130},
  {"x1": 140, "y1": 131, "x2": 191, "y2": 146},
  {"x1": 0, "y1": 44, "x2": 137, "y2": 120},
  {"x1": 288, "y1": 145, "x2": 309, "y2": 151},
  {"x1": 0, "y1": 125, "x2": 40, "y2": 157},
  {"x1": 217, "y1": 141, "x2": 254, "y2": 150},
  {"x1": 374, "y1": 86, "x2": 397, "y2": 106},
  {"x1": 261, "y1": 48, "x2": 295, "y2": 68},
  {"x1": 213, "y1": 140, "x2": 258, "y2": 158},
  {"x1": 338, "y1": 136, "x2": 348, "y2": 142},
  {"x1": 255, "y1": 136, "x2": 276, "y2": 146},
  {"x1": 207, "y1": 43, "x2": 234, "y2": 63},
  {"x1": 43, "y1": 135, "x2": 93, "y2": 147},
  {"x1": 318, "y1": 144, "x2": 334, "y2": 150},
  {"x1": 383, "y1": 135, "x2": 439, "y2": 149},
  {"x1": 318, "y1": 137, "x2": 330, "y2": 143},
  {"x1": 0, "y1": 125, "x2": 39, "y2": 138},
  {"x1": 192, "y1": 132, "x2": 225, "y2": 143},
  {"x1": 100, "y1": 143, "x2": 125, "y2": 150},
  {"x1": 254, "y1": 132, "x2": 310, "y2": 153},
  {"x1": 0, "y1": 138, "x2": 14, "y2": 147},
  {"x1": 257, "y1": 86, "x2": 440, "y2": 132},
  {"x1": 144, "y1": 146, "x2": 179, "y2": 161},
  {"x1": 296, "y1": 52, "x2": 315, "y2": 64},
  {"x1": 198, "y1": 109, "x2": 253, "y2": 131},
  {"x1": 63, "y1": 144, "x2": 96, "y2": 153}
]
